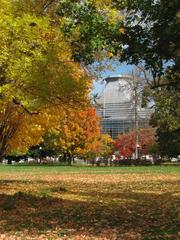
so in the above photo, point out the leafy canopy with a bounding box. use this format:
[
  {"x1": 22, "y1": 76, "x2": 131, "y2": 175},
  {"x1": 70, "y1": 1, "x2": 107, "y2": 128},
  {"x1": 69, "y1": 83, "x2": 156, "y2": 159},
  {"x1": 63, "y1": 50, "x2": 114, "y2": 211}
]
[{"x1": 0, "y1": 0, "x2": 91, "y2": 157}]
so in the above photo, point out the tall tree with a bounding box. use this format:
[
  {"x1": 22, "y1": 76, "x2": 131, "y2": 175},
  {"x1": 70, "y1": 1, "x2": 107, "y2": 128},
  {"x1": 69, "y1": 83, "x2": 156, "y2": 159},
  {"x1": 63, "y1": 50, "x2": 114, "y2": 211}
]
[
  {"x1": 0, "y1": 0, "x2": 91, "y2": 160},
  {"x1": 150, "y1": 75, "x2": 180, "y2": 157},
  {"x1": 59, "y1": 0, "x2": 179, "y2": 88}
]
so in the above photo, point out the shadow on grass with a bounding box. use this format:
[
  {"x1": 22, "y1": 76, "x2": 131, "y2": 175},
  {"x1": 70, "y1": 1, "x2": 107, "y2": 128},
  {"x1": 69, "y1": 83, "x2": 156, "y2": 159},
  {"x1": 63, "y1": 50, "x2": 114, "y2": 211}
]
[{"x1": 0, "y1": 179, "x2": 179, "y2": 239}]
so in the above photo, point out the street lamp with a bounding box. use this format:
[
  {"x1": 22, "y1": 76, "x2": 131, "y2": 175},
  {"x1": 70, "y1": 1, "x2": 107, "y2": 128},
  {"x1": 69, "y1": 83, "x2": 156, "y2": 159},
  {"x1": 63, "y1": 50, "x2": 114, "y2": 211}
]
[
  {"x1": 39, "y1": 146, "x2": 42, "y2": 163},
  {"x1": 135, "y1": 143, "x2": 140, "y2": 160}
]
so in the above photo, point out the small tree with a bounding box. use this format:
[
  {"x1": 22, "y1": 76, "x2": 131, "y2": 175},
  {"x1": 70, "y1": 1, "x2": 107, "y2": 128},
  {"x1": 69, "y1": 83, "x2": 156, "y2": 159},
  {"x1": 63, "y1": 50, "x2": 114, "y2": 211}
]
[
  {"x1": 114, "y1": 128, "x2": 156, "y2": 159},
  {"x1": 85, "y1": 134, "x2": 114, "y2": 165}
]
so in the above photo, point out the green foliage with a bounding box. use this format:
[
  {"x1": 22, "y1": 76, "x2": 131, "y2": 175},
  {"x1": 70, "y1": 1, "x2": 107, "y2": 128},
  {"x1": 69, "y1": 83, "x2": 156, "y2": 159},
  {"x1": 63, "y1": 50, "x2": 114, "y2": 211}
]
[
  {"x1": 152, "y1": 87, "x2": 180, "y2": 130},
  {"x1": 113, "y1": 0, "x2": 179, "y2": 74},
  {"x1": 156, "y1": 128, "x2": 180, "y2": 157},
  {"x1": 59, "y1": 0, "x2": 179, "y2": 83},
  {"x1": 150, "y1": 71, "x2": 180, "y2": 157},
  {"x1": 58, "y1": 0, "x2": 123, "y2": 64},
  {"x1": 41, "y1": 131, "x2": 60, "y2": 155},
  {"x1": 148, "y1": 142, "x2": 159, "y2": 155}
]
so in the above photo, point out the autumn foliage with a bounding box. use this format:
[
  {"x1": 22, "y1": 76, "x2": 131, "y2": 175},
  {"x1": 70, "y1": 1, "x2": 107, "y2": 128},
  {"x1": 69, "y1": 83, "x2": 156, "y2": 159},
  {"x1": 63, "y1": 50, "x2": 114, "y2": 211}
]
[
  {"x1": 0, "y1": 165, "x2": 179, "y2": 239},
  {"x1": 0, "y1": 0, "x2": 91, "y2": 159},
  {"x1": 49, "y1": 107, "x2": 101, "y2": 158},
  {"x1": 114, "y1": 128, "x2": 156, "y2": 158}
]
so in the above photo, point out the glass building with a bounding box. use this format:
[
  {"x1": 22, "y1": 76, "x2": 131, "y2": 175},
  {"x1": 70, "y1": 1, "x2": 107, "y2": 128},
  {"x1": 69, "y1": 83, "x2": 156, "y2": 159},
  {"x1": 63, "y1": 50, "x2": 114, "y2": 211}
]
[{"x1": 95, "y1": 75, "x2": 152, "y2": 139}]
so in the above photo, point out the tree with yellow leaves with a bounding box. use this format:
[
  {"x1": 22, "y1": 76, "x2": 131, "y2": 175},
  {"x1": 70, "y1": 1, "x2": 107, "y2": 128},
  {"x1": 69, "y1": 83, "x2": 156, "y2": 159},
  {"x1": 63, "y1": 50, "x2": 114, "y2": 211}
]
[
  {"x1": 0, "y1": 0, "x2": 91, "y2": 160},
  {"x1": 42, "y1": 107, "x2": 101, "y2": 165},
  {"x1": 84, "y1": 133, "x2": 114, "y2": 165}
]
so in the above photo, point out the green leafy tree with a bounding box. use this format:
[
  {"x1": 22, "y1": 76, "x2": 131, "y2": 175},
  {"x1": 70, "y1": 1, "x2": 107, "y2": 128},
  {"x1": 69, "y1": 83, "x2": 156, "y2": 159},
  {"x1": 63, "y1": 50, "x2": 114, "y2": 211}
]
[
  {"x1": 59, "y1": 0, "x2": 179, "y2": 88},
  {"x1": 156, "y1": 128, "x2": 180, "y2": 158},
  {"x1": 150, "y1": 75, "x2": 180, "y2": 157},
  {"x1": 58, "y1": 0, "x2": 123, "y2": 64}
]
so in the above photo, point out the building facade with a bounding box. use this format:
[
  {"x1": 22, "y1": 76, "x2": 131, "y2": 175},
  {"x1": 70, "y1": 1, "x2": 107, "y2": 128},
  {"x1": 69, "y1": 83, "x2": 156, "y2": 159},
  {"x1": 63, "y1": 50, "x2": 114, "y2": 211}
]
[{"x1": 95, "y1": 75, "x2": 151, "y2": 139}]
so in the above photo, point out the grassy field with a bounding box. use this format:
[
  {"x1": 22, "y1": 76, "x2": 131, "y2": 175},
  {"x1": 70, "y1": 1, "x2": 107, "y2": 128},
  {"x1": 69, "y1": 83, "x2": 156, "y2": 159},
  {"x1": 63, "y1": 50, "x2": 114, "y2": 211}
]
[{"x1": 0, "y1": 165, "x2": 179, "y2": 240}]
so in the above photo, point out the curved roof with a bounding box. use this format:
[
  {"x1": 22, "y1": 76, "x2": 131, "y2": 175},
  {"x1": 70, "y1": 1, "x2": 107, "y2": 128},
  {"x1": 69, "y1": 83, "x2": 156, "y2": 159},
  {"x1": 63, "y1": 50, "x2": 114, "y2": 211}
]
[
  {"x1": 97, "y1": 75, "x2": 133, "y2": 104},
  {"x1": 104, "y1": 75, "x2": 133, "y2": 83},
  {"x1": 96, "y1": 75, "x2": 151, "y2": 120}
]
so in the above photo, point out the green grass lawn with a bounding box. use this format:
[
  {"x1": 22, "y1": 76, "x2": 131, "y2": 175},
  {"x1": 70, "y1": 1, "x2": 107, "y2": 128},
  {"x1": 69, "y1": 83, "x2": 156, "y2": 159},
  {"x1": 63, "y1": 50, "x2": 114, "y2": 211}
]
[
  {"x1": 0, "y1": 165, "x2": 179, "y2": 239},
  {"x1": 0, "y1": 164, "x2": 179, "y2": 174}
]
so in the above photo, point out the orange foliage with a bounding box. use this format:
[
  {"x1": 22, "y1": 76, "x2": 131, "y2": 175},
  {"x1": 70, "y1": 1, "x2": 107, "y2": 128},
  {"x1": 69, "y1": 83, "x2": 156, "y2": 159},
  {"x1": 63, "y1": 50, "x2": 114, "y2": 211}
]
[{"x1": 51, "y1": 107, "x2": 101, "y2": 157}]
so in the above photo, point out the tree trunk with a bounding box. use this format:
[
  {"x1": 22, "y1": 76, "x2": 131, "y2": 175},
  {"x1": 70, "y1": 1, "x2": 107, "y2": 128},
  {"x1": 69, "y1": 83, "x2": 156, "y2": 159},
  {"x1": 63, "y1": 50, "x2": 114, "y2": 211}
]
[
  {"x1": 67, "y1": 155, "x2": 72, "y2": 165},
  {"x1": 0, "y1": 152, "x2": 4, "y2": 163},
  {"x1": 0, "y1": 144, "x2": 7, "y2": 163},
  {"x1": 7, "y1": 158, "x2": 12, "y2": 164}
]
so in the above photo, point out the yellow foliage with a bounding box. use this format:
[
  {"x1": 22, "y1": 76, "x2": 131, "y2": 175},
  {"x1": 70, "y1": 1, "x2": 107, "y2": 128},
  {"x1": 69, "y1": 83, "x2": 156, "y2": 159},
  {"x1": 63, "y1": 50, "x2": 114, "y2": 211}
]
[
  {"x1": 91, "y1": 0, "x2": 122, "y2": 25},
  {"x1": 46, "y1": 107, "x2": 101, "y2": 156},
  {"x1": 0, "y1": 0, "x2": 92, "y2": 157},
  {"x1": 119, "y1": 27, "x2": 125, "y2": 34}
]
